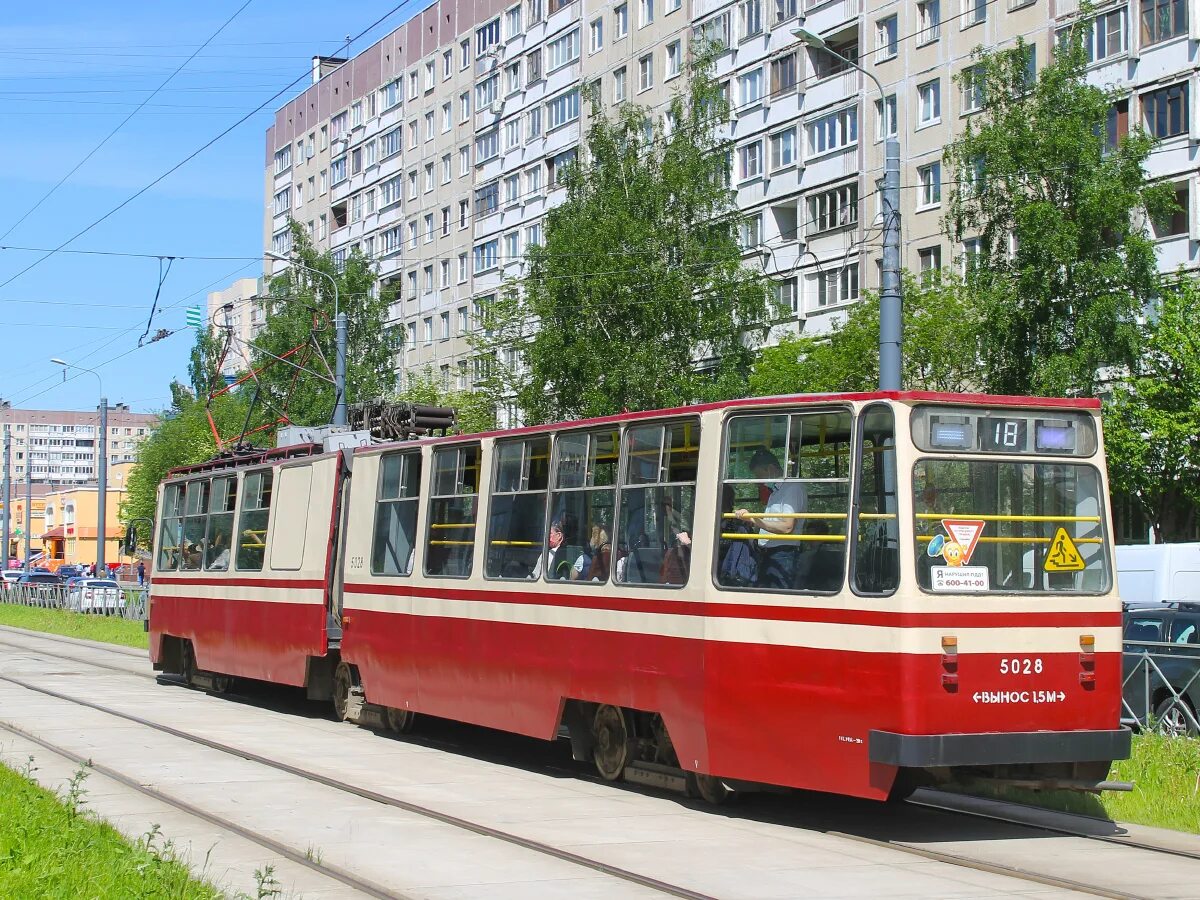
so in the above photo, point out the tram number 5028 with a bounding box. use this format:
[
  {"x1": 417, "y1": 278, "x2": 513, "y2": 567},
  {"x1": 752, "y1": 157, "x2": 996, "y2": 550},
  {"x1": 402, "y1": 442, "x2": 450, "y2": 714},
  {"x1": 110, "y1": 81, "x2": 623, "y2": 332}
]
[{"x1": 1000, "y1": 657, "x2": 1043, "y2": 675}]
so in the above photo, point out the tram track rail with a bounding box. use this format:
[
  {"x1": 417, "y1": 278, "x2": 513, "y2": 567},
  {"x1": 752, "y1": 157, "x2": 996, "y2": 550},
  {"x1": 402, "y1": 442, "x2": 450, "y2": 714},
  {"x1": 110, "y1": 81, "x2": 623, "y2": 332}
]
[{"x1": 0, "y1": 628, "x2": 1194, "y2": 900}]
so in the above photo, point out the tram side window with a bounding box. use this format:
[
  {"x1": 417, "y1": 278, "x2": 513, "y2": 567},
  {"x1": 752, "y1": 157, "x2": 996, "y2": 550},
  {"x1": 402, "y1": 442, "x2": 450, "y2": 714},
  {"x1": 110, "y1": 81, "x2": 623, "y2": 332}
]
[
  {"x1": 616, "y1": 419, "x2": 699, "y2": 586},
  {"x1": 853, "y1": 405, "x2": 900, "y2": 595},
  {"x1": 156, "y1": 483, "x2": 184, "y2": 571},
  {"x1": 486, "y1": 437, "x2": 550, "y2": 579},
  {"x1": 425, "y1": 444, "x2": 481, "y2": 578},
  {"x1": 235, "y1": 470, "x2": 273, "y2": 571},
  {"x1": 204, "y1": 476, "x2": 238, "y2": 571},
  {"x1": 372, "y1": 452, "x2": 422, "y2": 576},
  {"x1": 716, "y1": 410, "x2": 852, "y2": 593},
  {"x1": 179, "y1": 479, "x2": 211, "y2": 571},
  {"x1": 547, "y1": 428, "x2": 618, "y2": 583}
]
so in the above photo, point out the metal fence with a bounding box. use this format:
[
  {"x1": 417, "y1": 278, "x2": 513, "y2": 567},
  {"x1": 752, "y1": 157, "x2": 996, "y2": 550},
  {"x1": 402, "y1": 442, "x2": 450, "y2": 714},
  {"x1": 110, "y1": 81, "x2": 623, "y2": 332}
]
[
  {"x1": 1, "y1": 581, "x2": 147, "y2": 621},
  {"x1": 1121, "y1": 643, "x2": 1200, "y2": 736}
]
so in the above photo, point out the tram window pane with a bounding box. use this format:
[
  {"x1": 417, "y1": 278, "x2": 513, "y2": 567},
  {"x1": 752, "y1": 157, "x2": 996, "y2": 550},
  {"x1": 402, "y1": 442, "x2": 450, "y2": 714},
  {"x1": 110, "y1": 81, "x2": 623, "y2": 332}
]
[
  {"x1": 486, "y1": 437, "x2": 549, "y2": 579},
  {"x1": 180, "y1": 514, "x2": 207, "y2": 571},
  {"x1": 372, "y1": 453, "x2": 422, "y2": 576},
  {"x1": 235, "y1": 469, "x2": 273, "y2": 571},
  {"x1": 204, "y1": 476, "x2": 237, "y2": 571},
  {"x1": 156, "y1": 484, "x2": 183, "y2": 571},
  {"x1": 184, "y1": 480, "x2": 209, "y2": 516},
  {"x1": 912, "y1": 460, "x2": 1110, "y2": 593},
  {"x1": 616, "y1": 418, "x2": 699, "y2": 587},
  {"x1": 853, "y1": 405, "x2": 900, "y2": 595},
  {"x1": 715, "y1": 410, "x2": 852, "y2": 593},
  {"x1": 425, "y1": 444, "x2": 480, "y2": 578},
  {"x1": 547, "y1": 429, "x2": 618, "y2": 583}
]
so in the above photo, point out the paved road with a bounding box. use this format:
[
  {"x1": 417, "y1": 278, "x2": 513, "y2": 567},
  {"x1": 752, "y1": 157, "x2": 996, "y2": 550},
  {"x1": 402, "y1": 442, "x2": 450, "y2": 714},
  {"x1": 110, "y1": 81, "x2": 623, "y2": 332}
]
[{"x1": 0, "y1": 627, "x2": 1197, "y2": 899}]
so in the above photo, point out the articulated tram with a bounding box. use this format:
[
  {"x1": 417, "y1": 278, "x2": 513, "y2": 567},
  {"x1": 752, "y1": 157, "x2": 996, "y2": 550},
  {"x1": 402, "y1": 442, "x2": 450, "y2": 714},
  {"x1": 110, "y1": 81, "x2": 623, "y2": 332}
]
[{"x1": 148, "y1": 391, "x2": 1129, "y2": 802}]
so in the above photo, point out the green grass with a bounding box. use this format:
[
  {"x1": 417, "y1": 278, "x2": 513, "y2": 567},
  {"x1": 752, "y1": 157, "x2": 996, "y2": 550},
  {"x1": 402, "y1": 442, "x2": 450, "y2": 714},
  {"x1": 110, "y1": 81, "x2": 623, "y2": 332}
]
[
  {"x1": 0, "y1": 759, "x2": 224, "y2": 899},
  {"x1": 0, "y1": 604, "x2": 148, "y2": 649},
  {"x1": 955, "y1": 732, "x2": 1200, "y2": 834}
]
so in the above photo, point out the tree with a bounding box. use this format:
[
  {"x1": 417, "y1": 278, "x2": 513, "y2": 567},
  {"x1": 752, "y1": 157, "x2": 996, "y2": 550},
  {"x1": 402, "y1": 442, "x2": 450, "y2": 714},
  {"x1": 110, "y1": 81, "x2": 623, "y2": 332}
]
[
  {"x1": 1103, "y1": 276, "x2": 1200, "y2": 543},
  {"x1": 473, "y1": 48, "x2": 772, "y2": 423},
  {"x1": 394, "y1": 368, "x2": 496, "y2": 435},
  {"x1": 944, "y1": 30, "x2": 1173, "y2": 397},
  {"x1": 252, "y1": 224, "x2": 400, "y2": 427},
  {"x1": 748, "y1": 274, "x2": 983, "y2": 396}
]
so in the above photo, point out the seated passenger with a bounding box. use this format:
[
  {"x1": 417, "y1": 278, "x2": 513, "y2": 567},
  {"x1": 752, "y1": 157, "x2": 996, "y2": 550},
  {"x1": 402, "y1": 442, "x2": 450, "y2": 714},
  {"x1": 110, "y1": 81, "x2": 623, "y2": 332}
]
[
  {"x1": 531, "y1": 516, "x2": 585, "y2": 580},
  {"x1": 585, "y1": 526, "x2": 611, "y2": 582},
  {"x1": 734, "y1": 448, "x2": 807, "y2": 590}
]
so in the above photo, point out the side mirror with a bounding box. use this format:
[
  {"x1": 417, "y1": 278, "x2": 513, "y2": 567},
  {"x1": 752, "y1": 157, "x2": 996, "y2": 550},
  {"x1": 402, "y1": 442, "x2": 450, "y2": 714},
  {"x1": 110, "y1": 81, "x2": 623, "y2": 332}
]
[{"x1": 123, "y1": 524, "x2": 138, "y2": 556}]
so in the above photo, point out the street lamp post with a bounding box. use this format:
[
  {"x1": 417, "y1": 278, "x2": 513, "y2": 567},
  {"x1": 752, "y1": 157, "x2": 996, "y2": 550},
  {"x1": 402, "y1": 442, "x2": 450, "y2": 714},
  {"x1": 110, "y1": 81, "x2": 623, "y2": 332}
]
[
  {"x1": 2, "y1": 424, "x2": 10, "y2": 568},
  {"x1": 264, "y1": 251, "x2": 346, "y2": 426},
  {"x1": 793, "y1": 28, "x2": 903, "y2": 391},
  {"x1": 51, "y1": 359, "x2": 108, "y2": 574}
]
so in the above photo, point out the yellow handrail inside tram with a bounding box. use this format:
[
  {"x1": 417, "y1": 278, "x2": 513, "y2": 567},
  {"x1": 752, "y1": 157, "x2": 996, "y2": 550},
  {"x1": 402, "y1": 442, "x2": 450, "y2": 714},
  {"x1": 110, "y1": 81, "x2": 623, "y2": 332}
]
[
  {"x1": 430, "y1": 540, "x2": 474, "y2": 546},
  {"x1": 720, "y1": 533, "x2": 846, "y2": 543},
  {"x1": 914, "y1": 513, "x2": 1101, "y2": 523},
  {"x1": 915, "y1": 535, "x2": 1103, "y2": 545},
  {"x1": 429, "y1": 522, "x2": 477, "y2": 529}
]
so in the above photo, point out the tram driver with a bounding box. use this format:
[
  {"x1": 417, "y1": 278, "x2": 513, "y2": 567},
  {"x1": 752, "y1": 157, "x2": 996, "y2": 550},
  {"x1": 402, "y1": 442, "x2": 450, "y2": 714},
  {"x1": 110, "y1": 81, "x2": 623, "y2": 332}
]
[{"x1": 734, "y1": 447, "x2": 808, "y2": 590}]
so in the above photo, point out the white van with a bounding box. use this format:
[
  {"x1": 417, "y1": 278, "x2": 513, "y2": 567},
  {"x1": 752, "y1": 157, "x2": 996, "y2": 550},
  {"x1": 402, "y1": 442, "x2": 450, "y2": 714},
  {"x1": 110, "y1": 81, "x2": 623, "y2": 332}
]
[{"x1": 1114, "y1": 543, "x2": 1200, "y2": 606}]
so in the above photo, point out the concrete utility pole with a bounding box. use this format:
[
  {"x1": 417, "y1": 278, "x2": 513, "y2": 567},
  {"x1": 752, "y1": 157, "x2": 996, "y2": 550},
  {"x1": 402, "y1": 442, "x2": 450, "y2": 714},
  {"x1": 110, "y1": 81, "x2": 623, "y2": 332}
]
[
  {"x1": 51, "y1": 359, "x2": 107, "y2": 573},
  {"x1": 23, "y1": 472, "x2": 31, "y2": 574},
  {"x1": 2, "y1": 424, "x2": 10, "y2": 567},
  {"x1": 264, "y1": 252, "x2": 346, "y2": 426},
  {"x1": 793, "y1": 28, "x2": 903, "y2": 391}
]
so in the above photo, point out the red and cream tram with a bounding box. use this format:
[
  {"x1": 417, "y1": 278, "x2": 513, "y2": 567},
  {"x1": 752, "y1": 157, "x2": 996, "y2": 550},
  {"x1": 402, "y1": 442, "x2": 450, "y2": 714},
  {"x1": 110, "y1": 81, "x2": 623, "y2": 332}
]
[{"x1": 148, "y1": 392, "x2": 1129, "y2": 801}]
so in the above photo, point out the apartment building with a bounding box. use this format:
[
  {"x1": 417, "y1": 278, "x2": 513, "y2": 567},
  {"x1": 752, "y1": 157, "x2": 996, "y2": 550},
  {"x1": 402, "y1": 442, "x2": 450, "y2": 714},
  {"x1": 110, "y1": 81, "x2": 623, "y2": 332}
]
[
  {"x1": 206, "y1": 277, "x2": 267, "y2": 379},
  {"x1": 264, "y1": 0, "x2": 1197, "y2": 399},
  {"x1": 0, "y1": 405, "x2": 158, "y2": 484}
]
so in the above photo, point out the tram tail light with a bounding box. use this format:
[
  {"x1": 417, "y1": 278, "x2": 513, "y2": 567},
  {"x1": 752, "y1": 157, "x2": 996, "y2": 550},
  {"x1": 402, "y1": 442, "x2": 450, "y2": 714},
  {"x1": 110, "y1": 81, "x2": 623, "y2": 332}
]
[
  {"x1": 1079, "y1": 634, "x2": 1095, "y2": 668},
  {"x1": 940, "y1": 636, "x2": 958, "y2": 691}
]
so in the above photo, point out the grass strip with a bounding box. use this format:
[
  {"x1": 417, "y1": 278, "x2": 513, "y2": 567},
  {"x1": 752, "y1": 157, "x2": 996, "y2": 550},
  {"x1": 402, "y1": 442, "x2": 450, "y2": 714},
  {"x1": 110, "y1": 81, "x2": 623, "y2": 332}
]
[
  {"x1": 0, "y1": 759, "x2": 225, "y2": 899},
  {"x1": 0, "y1": 603, "x2": 148, "y2": 649},
  {"x1": 956, "y1": 732, "x2": 1200, "y2": 834}
]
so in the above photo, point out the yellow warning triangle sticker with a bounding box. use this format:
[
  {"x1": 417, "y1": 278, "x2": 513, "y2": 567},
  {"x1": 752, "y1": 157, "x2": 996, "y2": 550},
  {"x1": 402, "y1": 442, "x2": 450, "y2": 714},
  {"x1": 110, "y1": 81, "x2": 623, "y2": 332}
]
[{"x1": 1044, "y1": 527, "x2": 1085, "y2": 572}]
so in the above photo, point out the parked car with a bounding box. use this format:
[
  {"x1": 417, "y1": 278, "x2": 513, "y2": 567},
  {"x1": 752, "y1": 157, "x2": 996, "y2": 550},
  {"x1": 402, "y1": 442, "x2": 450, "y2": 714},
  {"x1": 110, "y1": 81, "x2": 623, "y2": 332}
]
[
  {"x1": 13, "y1": 572, "x2": 65, "y2": 608},
  {"x1": 1122, "y1": 601, "x2": 1200, "y2": 736},
  {"x1": 66, "y1": 579, "x2": 123, "y2": 614},
  {"x1": 57, "y1": 564, "x2": 86, "y2": 579},
  {"x1": 1116, "y1": 543, "x2": 1200, "y2": 605},
  {"x1": 1, "y1": 570, "x2": 23, "y2": 591}
]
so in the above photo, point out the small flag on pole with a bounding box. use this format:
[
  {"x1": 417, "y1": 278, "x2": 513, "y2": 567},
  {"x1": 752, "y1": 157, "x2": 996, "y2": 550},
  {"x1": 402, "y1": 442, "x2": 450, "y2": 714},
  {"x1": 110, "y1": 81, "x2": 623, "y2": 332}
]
[{"x1": 186, "y1": 306, "x2": 204, "y2": 329}]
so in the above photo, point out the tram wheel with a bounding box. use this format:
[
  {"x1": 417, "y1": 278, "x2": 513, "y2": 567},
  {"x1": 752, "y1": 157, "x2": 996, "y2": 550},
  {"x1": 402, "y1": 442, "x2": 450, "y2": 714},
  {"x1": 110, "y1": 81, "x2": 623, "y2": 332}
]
[
  {"x1": 592, "y1": 704, "x2": 631, "y2": 781},
  {"x1": 687, "y1": 772, "x2": 736, "y2": 805},
  {"x1": 332, "y1": 661, "x2": 354, "y2": 722},
  {"x1": 385, "y1": 706, "x2": 414, "y2": 734},
  {"x1": 179, "y1": 640, "x2": 197, "y2": 687}
]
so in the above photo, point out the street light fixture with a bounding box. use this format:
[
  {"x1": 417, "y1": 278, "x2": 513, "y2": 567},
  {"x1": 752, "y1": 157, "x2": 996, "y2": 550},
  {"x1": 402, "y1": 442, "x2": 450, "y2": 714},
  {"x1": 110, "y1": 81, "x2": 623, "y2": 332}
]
[
  {"x1": 51, "y1": 358, "x2": 109, "y2": 574},
  {"x1": 792, "y1": 27, "x2": 903, "y2": 391},
  {"x1": 263, "y1": 251, "x2": 347, "y2": 426}
]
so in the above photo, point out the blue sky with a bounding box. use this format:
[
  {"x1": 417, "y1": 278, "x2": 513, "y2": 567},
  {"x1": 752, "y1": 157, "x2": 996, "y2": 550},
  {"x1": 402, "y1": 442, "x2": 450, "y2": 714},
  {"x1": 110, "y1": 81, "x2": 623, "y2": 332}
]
[{"x1": 0, "y1": 1, "x2": 421, "y2": 414}]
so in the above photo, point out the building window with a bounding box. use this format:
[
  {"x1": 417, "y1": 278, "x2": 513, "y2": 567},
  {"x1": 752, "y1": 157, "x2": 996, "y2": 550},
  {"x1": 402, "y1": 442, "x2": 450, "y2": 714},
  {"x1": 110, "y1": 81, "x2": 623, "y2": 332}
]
[
  {"x1": 918, "y1": 246, "x2": 942, "y2": 282},
  {"x1": 504, "y1": 230, "x2": 520, "y2": 261},
  {"x1": 273, "y1": 145, "x2": 291, "y2": 174},
  {"x1": 1105, "y1": 98, "x2": 1129, "y2": 151},
  {"x1": 640, "y1": 0, "x2": 655, "y2": 27},
  {"x1": 613, "y1": 67, "x2": 627, "y2": 102},
  {"x1": 740, "y1": 213, "x2": 762, "y2": 248},
  {"x1": 477, "y1": 17, "x2": 501, "y2": 55},
  {"x1": 548, "y1": 28, "x2": 580, "y2": 71},
  {"x1": 528, "y1": 0, "x2": 543, "y2": 25},
  {"x1": 506, "y1": 62, "x2": 521, "y2": 94},
  {"x1": 547, "y1": 88, "x2": 581, "y2": 129},
  {"x1": 1151, "y1": 183, "x2": 1190, "y2": 238},
  {"x1": 806, "y1": 182, "x2": 858, "y2": 235},
  {"x1": 381, "y1": 79, "x2": 402, "y2": 110},
  {"x1": 527, "y1": 106, "x2": 543, "y2": 138},
  {"x1": 962, "y1": 0, "x2": 986, "y2": 27},
  {"x1": 1079, "y1": 8, "x2": 1127, "y2": 62},
  {"x1": 806, "y1": 106, "x2": 858, "y2": 155},
  {"x1": 918, "y1": 79, "x2": 941, "y2": 126},
  {"x1": 505, "y1": 3, "x2": 523, "y2": 38},
  {"x1": 477, "y1": 75, "x2": 499, "y2": 109},
  {"x1": 638, "y1": 54, "x2": 654, "y2": 92},
  {"x1": 590, "y1": 18, "x2": 603, "y2": 52},
  {"x1": 960, "y1": 66, "x2": 984, "y2": 114},
  {"x1": 1140, "y1": 0, "x2": 1187, "y2": 45},
  {"x1": 458, "y1": 254, "x2": 469, "y2": 282},
  {"x1": 770, "y1": 53, "x2": 797, "y2": 95},
  {"x1": 739, "y1": 141, "x2": 763, "y2": 180},
  {"x1": 615, "y1": 3, "x2": 628, "y2": 37},
  {"x1": 916, "y1": 0, "x2": 940, "y2": 44},
  {"x1": 769, "y1": 128, "x2": 796, "y2": 170},
  {"x1": 697, "y1": 12, "x2": 731, "y2": 49},
  {"x1": 917, "y1": 162, "x2": 942, "y2": 208},
  {"x1": 460, "y1": 199, "x2": 470, "y2": 228},
  {"x1": 774, "y1": 0, "x2": 796, "y2": 24},
  {"x1": 505, "y1": 173, "x2": 520, "y2": 204},
  {"x1": 474, "y1": 239, "x2": 499, "y2": 273},
  {"x1": 738, "y1": 67, "x2": 763, "y2": 105},
  {"x1": 460, "y1": 146, "x2": 470, "y2": 175},
  {"x1": 505, "y1": 118, "x2": 521, "y2": 150},
  {"x1": 1142, "y1": 82, "x2": 1189, "y2": 139},
  {"x1": 739, "y1": 0, "x2": 762, "y2": 39},
  {"x1": 876, "y1": 15, "x2": 898, "y2": 60},
  {"x1": 961, "y1": 238, "x2": 983, "y2": 273},
  {"x1": 380, "y1": 126, "x2": 402, "y2": 158},
  {"x1": 475, "y1": 181, "x2": 500, "y2": 217},
  {"x1": 666, "y1": 41, "x2": 681, "y2": 79},
  {"x1": 815, "y1": 263, "x2": 859, "y2": 307},
  {"x1": 875, "y1": 94, "x2": 897, "y2": 139},
  {"x1": 811, "y1": 37, "x2": 858, "y2": 79},
  {"x1": 775, "y1": 278, "x2": 798, "y2": 313},
  {"x1": 476, "y1": 128, "x2": 500, "y2": 162}
]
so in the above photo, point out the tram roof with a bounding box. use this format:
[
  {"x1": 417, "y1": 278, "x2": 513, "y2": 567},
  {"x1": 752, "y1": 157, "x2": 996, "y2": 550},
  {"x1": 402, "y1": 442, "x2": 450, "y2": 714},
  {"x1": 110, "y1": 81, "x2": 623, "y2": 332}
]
[{"x1": 164, "y1": 391, "x2": 1099, "y2": 479}]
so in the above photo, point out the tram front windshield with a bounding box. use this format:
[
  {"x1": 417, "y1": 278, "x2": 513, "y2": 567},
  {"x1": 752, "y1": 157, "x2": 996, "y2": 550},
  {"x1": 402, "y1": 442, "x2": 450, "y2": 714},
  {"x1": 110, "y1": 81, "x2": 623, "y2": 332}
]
[{"x1": 910, "y1": 407, "x2": 1110, "y2": 594}]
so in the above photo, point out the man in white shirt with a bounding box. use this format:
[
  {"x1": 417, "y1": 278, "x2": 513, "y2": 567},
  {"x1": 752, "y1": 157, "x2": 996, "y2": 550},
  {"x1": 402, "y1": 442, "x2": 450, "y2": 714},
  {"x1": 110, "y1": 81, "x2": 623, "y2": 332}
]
[{"x1": 734, "y1": 448, "x2": 808, "y2": 589}]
